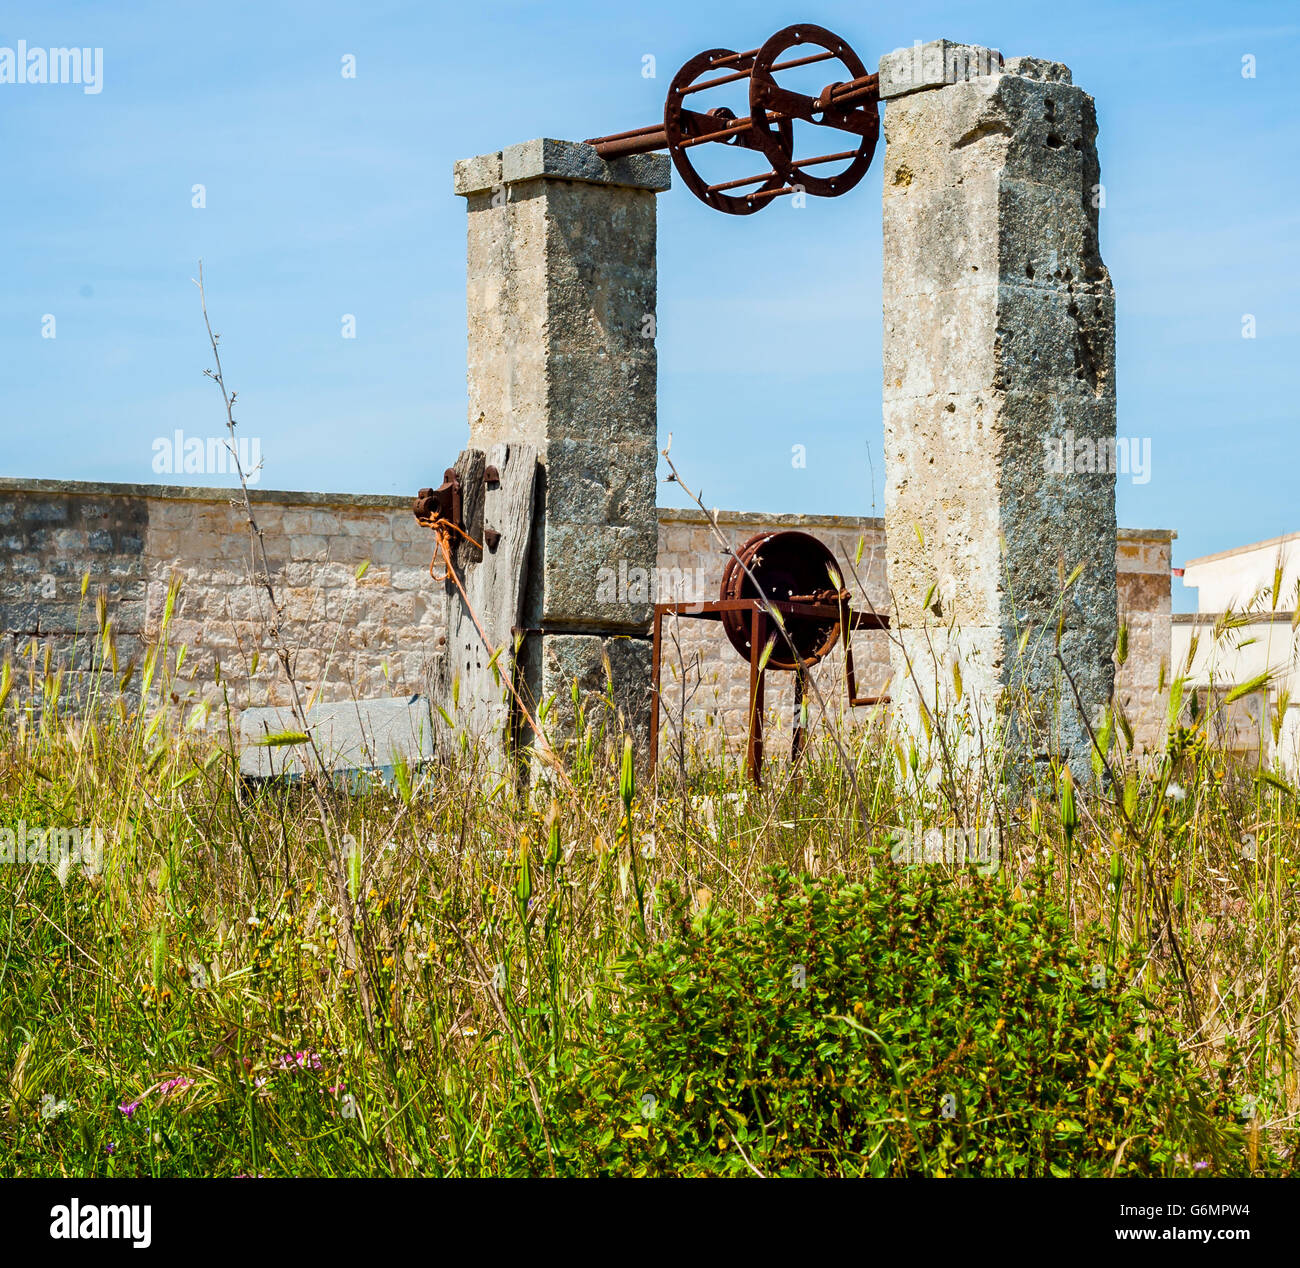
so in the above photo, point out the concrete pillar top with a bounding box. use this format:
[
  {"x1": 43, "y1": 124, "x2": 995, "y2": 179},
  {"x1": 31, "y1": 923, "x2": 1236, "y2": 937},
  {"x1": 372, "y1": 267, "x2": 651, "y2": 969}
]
[{"x1": 453, "y1": 137, "x2": 671, "y2": 197}]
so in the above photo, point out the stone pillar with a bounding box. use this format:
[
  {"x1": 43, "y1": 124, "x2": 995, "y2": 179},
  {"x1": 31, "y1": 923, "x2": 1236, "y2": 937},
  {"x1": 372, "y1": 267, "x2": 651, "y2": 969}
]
[
  {"x1": 879, "y1": 42, "x2": 1117, "y2": 780},
  {"x1": 453, "y1": 139, "x2": 670, "y2": 749}
]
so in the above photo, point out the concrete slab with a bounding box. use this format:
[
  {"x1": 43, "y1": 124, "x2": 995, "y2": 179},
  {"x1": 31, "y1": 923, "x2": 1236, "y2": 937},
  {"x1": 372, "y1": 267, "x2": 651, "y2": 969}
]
[{"x1": 238, "y1": 694, "x2": 436, "y2": 785}]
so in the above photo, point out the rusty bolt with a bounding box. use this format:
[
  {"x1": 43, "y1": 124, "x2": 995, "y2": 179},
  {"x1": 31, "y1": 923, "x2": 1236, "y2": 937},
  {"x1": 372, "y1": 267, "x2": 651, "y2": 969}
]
[
  {"x1": 484, "y1": 528, "x2": 501, "y2": 551},
  {"x1": 484, "y1": 465, "x2": 500, "y2": 485}
]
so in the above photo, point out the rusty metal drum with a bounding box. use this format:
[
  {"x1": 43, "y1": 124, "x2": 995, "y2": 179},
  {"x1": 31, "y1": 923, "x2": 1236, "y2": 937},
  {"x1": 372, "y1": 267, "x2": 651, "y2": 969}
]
[{"x1": 719, "y1": 530, "x2": 843, "y2": 671}]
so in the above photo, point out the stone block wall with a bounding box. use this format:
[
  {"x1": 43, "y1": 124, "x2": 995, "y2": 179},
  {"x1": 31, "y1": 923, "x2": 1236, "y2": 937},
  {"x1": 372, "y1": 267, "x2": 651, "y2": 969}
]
[
  {"x1": 1115, "y1": 529, "x2": 1174, "y2": 755},
  {"x1": 0, "y1": 479, "x2": 440, "y2": 727},
  {"x1": 0, "y1": 477, "x2": 1171, "y2": 760},
  {"x1": 0, "y1": 484, "x2": 149, "y2": 706}
]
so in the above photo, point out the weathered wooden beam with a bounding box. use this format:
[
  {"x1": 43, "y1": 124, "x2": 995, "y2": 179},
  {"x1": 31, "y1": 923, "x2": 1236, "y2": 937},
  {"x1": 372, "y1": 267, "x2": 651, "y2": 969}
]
[{"x1": 431, "y1": 442, "x2": 538, "y2": 769}]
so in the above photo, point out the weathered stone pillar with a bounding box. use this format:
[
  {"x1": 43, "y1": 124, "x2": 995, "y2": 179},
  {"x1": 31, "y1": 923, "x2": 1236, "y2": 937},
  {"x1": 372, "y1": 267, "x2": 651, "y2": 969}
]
[
  {"x1": 452, "y1": 139, "x2": 670, "y2": 752},
  {"x1": 879, "y1": 42, "x2": 1117, "y2": 780}
]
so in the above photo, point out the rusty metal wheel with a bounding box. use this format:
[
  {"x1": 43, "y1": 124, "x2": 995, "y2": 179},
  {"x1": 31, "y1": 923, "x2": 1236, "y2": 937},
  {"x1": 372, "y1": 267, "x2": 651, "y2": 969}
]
[
  {"x1": 749, "y1": 23, "x2": 879, "y2": 201},
  {"x1": 664, "y1": 47, "x2": 793, "y2": 216},
  {"x1": 720, "y1": 530, "x2": 843, "y2": 671}
]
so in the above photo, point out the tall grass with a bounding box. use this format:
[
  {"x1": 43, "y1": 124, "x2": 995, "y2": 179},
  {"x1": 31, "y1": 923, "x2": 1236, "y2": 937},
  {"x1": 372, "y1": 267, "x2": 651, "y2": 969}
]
[{"x1": 0, "y1": 576, "x2": 1296, "y2": 1176}]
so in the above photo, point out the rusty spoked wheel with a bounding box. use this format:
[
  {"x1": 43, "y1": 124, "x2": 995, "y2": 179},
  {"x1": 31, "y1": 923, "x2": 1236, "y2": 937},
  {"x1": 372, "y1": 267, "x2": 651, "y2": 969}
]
[
  {"x1": 749, "y1": 23, "x2": 879, "y2": 201},
  {"x1": 720, "y1": 530, "x2": 843, "y2": 671},
  {"x1": 664, "y1": 47, "x2": 794, "y2": 216}
]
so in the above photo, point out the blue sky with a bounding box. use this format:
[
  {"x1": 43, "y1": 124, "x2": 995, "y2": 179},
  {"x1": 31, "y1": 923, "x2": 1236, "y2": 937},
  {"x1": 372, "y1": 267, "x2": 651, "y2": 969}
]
[{"x1": 1, "y1": 1, "x2": 1296, "y2": 611}]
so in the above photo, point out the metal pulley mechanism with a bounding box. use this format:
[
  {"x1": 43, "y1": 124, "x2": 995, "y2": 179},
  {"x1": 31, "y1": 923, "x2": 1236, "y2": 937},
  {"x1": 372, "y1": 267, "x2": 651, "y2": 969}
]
[
  {"x1": 650, "y1": 527, "x2": 890, "y2": 786},
  {"x1": 585, "y1": 23, "x2": 880, "y2": 215},
  {"x1": 719, "y1": 530, "x2": 843, "y2": 670}
]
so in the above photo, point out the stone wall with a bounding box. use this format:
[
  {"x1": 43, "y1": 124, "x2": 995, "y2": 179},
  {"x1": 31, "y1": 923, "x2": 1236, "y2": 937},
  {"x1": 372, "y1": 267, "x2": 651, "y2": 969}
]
[
  {"x1": 0, "y1": 478, "x2": 1171, "y2": 758},
  {"x1": 0, "y1": 483, "x2": 150, "y2": 708},
  {"x1": 1115, "y1": 529, "x2": 1175, "y2": 756},
  {"x1": 0, "y1": 479, "x2": 439, "y2": 726}
]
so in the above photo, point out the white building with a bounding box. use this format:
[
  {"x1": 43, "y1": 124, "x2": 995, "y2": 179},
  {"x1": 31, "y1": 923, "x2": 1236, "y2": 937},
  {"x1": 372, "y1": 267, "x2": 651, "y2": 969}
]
[{"x1": 1172, "y1": 532, "x2": 1300, "y2": 776}]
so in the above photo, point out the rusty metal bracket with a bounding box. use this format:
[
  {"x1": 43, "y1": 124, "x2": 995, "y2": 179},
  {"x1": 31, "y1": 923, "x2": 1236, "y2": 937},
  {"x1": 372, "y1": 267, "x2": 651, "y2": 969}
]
[{"x1": 412, "y1": 468, "x2": 462, "y2": 534}]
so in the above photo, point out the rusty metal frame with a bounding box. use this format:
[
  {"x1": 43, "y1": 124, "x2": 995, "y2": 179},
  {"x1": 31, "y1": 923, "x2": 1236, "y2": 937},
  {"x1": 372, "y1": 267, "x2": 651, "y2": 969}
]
[{"x1": 650, "y1": 597, "x2": 889, "y2": 787}]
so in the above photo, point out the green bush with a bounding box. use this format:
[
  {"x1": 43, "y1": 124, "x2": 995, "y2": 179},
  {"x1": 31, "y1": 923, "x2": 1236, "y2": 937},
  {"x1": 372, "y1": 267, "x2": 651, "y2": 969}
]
[{"x1": 498, "y1": 866, "x2": 1252, "y2": 1176}]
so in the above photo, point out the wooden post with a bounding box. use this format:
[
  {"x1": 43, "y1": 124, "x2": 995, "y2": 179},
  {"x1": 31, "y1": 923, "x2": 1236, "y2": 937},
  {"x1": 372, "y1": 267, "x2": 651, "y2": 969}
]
[{"x1": 431, "y1": 441, "x2": 538, "y2": 770}]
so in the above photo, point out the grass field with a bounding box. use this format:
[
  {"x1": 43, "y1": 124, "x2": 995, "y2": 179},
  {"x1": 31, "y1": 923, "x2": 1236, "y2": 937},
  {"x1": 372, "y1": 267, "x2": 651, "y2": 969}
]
[{"x1": 1, "y1": 577, "x2": 1297, "y2": 1177}]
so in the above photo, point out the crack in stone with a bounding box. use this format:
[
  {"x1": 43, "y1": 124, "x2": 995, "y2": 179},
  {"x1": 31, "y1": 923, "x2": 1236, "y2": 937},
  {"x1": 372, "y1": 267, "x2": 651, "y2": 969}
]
[
  {"x1": 952, "y1": 117, "x2": 1013, "y2": 149},
  {"x1": 1067, "y1": 297, "x2": 1103, "y2": 396}
]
